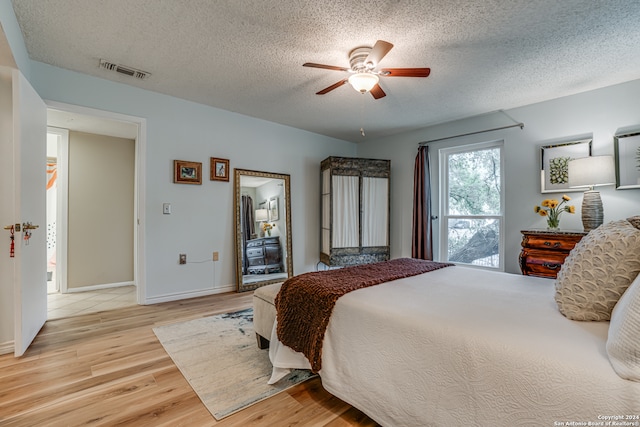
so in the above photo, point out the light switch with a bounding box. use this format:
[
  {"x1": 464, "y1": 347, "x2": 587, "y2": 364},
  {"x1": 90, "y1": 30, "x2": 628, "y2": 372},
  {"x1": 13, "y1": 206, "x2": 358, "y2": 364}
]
[{"x1": 163, "y1": 203, "x2": 171, "y2": 214}]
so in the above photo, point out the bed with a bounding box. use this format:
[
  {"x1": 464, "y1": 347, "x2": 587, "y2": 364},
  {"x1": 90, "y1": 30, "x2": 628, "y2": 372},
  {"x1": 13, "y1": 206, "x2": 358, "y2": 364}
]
[{"x1": 268, "y1": 219, "x2": 640, "y2": 427}]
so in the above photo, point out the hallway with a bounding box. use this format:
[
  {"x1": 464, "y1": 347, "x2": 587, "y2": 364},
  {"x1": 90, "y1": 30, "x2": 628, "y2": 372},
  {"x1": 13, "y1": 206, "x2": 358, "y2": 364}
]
[{"x1": 47, "y1": 286, "x2": 137, "y2": 319}]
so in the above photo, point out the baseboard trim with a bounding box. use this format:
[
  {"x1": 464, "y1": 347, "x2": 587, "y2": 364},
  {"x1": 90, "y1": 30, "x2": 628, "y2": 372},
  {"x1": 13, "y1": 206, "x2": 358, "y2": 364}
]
[
  {"x1": 0, "y1": 341, "x2": 14, "y2": 356},
  {"x1": 64, "y1": 281, "x2": 135, "y2": 293},
  {"x1": 144, "y1": 285, "x2": 235, "y2": 305}
]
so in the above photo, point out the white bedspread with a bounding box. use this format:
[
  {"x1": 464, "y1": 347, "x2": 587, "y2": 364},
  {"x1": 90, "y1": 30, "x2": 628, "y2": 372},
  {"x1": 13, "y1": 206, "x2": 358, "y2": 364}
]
[{"x1": 269, "y1": 265, "x2": 640, "y2": 426}]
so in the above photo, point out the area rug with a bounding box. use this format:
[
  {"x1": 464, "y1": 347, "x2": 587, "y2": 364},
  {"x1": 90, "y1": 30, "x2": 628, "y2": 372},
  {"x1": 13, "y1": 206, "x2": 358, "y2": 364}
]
[{"x1": 153, "y1": 308, "x2": 314, "y2": 420}]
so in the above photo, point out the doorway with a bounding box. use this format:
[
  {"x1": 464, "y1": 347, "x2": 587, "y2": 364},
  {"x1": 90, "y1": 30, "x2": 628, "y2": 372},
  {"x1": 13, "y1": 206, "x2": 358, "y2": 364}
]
[
  {"x1": 45, "y1": 128, "x2": 64, "y2": 295},
  {"x1": 45, "y1": 102, "x2": 146, "y2": 318}
]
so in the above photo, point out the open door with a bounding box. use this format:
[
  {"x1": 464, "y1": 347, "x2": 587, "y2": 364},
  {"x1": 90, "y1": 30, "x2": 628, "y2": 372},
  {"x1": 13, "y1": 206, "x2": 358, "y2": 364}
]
[{"x1": 1, "y1": 67, "x2": 48, "y2": 356}]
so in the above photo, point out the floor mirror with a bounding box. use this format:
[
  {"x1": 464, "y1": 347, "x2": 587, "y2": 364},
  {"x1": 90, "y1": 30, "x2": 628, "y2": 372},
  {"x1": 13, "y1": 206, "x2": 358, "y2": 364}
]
[{"x1": 234, "y1": 169, "x2": 293, "y2": 292}]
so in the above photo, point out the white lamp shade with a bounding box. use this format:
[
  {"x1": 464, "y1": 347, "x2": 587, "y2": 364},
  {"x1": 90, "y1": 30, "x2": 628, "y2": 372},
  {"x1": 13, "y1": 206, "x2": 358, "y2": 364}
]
[
  {"x1": 255, "y1": 209, "x2": 268, "y2": 222},
  {"x1": 568, "y1": 155, "x2": 615, "y2": 188},
  {"x1": 348, "y1": 72, "x2": 379, "y2": 93}
]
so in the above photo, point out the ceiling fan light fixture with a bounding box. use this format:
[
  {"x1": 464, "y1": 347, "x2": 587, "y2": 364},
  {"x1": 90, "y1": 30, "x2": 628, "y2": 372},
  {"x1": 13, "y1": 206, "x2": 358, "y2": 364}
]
[{"x1": 348, "y1": 72, "x2": 379, "y2": 93}]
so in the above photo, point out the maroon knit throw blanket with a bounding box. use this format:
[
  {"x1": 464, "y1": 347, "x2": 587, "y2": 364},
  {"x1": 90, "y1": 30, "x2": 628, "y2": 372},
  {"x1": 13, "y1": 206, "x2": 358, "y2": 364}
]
[{"x1": 274, "y1": 258, "x2": 454, "y2": 372}]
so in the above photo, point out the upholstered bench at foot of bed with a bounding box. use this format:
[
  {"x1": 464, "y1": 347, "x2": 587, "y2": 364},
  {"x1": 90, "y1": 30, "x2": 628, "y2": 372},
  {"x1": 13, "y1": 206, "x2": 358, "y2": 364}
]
[{"x1": 252, "y1": 282, "x2": 283, "y2": 349}]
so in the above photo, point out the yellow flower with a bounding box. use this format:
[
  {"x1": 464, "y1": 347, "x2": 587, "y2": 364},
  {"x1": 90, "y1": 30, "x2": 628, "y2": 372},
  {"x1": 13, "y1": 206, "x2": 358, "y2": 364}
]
[{"x1": 534, "y1": 195, "x2": 574, "y2": 227}]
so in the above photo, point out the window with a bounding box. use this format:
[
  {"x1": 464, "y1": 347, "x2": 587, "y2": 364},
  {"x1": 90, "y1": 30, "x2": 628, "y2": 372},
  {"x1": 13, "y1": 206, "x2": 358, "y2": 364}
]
[{"x1": 439, "y1": 141, "x2": 504, "y2": 269}]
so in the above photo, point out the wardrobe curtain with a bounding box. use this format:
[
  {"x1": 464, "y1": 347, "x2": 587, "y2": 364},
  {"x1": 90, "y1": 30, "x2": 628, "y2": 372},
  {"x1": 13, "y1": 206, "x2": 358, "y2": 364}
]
[
  {"x1": 362, "y1": 177, "x2": 389, "y2": 247},
  {"x1": 332, "y1": 175, "x2": 359, "y2": 248}
]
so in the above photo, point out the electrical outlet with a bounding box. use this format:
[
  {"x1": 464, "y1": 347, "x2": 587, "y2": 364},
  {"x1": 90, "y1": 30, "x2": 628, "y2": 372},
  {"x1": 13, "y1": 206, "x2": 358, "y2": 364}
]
[
  {"x1": 213, "y1": 251, "x2": 219, "y2": 261},
  {"x1": 179, "y1": 254, "x2": 186, "y2": 264}
]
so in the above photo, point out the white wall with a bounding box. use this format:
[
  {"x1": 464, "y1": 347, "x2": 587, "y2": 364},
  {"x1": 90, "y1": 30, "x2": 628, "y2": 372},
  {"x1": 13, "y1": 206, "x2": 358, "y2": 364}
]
[
  {"x1": 27, "y1": 61, "x2": 355, "y2": 301},
  {"x1": 358, "y1": 79, "x2": 640, "y2": 274},
  {"x1": 67, "y1": 131, "x2": 135, "y2": 289}
]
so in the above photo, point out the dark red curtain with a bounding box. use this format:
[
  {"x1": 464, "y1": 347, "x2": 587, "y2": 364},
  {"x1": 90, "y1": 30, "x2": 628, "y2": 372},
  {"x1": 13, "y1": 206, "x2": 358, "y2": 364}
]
[{"x1": 412, "y1": 145, "x2": 433, "y2": 260}]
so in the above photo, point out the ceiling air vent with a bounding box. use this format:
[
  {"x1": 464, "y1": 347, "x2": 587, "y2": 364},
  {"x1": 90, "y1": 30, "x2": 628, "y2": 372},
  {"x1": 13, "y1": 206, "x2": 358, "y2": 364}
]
[{"x1": 99, "y1": 59, "x2": 150, "y2": 80}]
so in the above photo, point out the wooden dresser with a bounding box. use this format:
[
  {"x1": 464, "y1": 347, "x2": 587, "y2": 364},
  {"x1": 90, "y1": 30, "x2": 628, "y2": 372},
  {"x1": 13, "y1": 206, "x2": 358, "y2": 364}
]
[
  {"x1": 519, "y1": 229, "x2": 587, "y2": 279},
  {"x1": 246, "y1": 236, "x2": 282, "y2": 275}
]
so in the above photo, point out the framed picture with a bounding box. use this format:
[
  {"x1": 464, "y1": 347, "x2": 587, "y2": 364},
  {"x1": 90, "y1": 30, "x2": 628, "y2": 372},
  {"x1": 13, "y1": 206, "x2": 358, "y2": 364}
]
[
  {"x1": 540, "y1": 138, "x2": 592, "y2": 193},
  {"x1": 268, "y1": 197, "x2": 279, "y2": 221},
  {"x1": 614, "y1": 132, "x2": 640, "y2": 189},
  {"x1": 210, "y1": 157, "x2": 230, "y2": 182},
  {"x1": 174, "y1": 160, "x2": 202, "y2": 185}
]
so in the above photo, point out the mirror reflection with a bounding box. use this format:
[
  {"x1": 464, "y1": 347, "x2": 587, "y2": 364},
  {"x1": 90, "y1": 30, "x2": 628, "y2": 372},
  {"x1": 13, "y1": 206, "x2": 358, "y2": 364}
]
[{"x1": 234, "y1": 169, "x2": 293, "y2": 292}]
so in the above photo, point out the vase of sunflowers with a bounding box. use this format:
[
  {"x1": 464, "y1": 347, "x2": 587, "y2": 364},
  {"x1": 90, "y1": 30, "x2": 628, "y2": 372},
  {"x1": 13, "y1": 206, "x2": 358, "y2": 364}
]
[
  {"x1": 534, "y1": 195, "x2": 575, "y2": 229},
  {"x1": 262, "y1": 222, "x2": 273, "y2": 237}
]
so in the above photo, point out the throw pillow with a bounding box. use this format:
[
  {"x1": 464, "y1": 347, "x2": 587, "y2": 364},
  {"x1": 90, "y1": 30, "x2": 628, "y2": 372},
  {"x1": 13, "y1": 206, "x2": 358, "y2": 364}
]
[
  {"x1": 627, "y1": 215, "x2": 640, "y2": 230},
  {"x1": 554, "y1": 219, "x2": 640, "y2": 321},
  {"x1": 607, "y1": 272, "x2": 640, "y2": 381}
]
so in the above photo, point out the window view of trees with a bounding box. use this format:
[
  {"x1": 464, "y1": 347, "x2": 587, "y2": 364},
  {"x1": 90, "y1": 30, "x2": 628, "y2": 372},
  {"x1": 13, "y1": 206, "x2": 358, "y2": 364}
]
[{"x1": 444, "y1": 146, "x2": 502, "y2": 267}]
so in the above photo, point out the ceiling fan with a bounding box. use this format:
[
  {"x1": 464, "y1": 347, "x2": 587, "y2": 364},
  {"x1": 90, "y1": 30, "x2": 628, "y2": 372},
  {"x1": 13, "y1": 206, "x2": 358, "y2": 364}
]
[{"x1": 303, "y1": 40, "x2": 431, "y2": 100}]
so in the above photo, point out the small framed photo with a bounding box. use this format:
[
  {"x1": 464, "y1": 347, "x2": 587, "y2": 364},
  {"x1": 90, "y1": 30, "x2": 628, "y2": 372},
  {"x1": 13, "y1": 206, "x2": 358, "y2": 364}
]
[
  {"x1": 614, "y1": 132, "x2": 640, "y2": 189},
  {"x1": 540, "y1": 138, "x2": 592, "y2": 193},
  {"x1": 174, "y1": 160, "x2": 202, "y2": 185},
  {"x1": 268, "y1": 197, "x2": 279, "y2": 221},
  {"x1": 210, "y1": 157, "x2": 230, "y2": 182}
]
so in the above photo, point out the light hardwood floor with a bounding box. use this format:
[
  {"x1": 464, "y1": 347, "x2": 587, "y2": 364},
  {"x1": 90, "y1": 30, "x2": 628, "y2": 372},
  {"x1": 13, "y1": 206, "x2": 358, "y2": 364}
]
[{"x1": 0, "y1": 291, "x2": 379, "y2": 426}]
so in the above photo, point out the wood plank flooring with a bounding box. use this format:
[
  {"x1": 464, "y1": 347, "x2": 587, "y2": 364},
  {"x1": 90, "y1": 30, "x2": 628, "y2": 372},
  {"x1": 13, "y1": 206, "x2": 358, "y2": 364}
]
[{"x1": 0, "y1": 291, "x2": 379, "y2": 426}]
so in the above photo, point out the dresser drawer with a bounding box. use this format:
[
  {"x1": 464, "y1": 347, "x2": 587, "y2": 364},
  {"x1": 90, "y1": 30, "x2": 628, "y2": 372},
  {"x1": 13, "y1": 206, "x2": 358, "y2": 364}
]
[
  {"x1": 262, "y1": 237, "x2": 279, "y2": 245},
  {"x1": 522, "y1": 235, "x2": 582, "y2": 251},
  {"x1": 523, "y1": 262, "x2": 563, "y2": 278},
  {"x1": 246, "y1": 247, "x2": 264, "y2": 258},
  {"x1": 246, "y1": 239, "x2": 264, "y2": 248},
  {"x1": 247, "y1": 257, "x2": 265, "y2": 267},
  {"x1": 520, "y1": 250, "x2": 566, "y2": 278}
]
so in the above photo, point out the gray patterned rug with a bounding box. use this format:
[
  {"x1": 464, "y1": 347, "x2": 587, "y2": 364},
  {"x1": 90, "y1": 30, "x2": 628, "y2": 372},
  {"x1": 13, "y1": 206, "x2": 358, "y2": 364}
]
[{"x1": 153, "y1": 308, "x2": 314, "y2": 420}]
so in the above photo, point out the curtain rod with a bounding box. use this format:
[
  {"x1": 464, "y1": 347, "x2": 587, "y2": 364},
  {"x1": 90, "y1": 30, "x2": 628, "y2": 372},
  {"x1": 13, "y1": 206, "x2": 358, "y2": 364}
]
[{"x1": 418, "y1": 111, "x2": 524, "y2": 146}]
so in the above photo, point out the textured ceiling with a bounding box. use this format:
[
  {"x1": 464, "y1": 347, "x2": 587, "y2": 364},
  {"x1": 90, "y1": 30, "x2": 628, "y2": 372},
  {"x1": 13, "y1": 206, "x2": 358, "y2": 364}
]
[{"x1": 10, "y1": 0, "x2": 640, "y2": 143}]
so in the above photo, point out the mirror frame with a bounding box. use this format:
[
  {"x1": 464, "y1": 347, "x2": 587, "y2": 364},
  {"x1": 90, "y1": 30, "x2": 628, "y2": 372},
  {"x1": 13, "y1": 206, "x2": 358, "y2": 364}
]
[{"x1": 234, "y1": 168, "x2": 293, "y2": 292}]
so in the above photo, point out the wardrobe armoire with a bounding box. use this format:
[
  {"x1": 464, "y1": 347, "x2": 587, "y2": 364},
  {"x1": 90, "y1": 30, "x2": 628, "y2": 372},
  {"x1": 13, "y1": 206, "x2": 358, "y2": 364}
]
[{"x1": 320, "y1": 156, "x2": 390, "y2": 266}]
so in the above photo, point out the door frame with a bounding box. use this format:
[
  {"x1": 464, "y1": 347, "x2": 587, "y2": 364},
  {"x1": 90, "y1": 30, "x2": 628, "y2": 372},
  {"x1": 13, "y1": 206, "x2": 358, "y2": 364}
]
[
  {"x1": 45, "y1": 101, "x2": 147, "y2": 304},
  {"x1": 46, "y1": 126, "x2": 68, "y2": 293}
]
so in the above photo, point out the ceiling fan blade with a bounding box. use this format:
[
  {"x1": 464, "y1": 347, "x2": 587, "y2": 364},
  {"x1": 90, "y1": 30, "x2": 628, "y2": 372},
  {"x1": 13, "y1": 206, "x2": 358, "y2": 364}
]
[
  {"x1": 303, "y1": 62, "x2": 350, "y2": 72},
  {"x1": 316, "y1": 79, "x2": 348, "y2": 95},
  {"x1": 370, "y1": 84, "x2": 386, "y2": 99},
  {"x1": 380, "y1": 68, "x2": 431, "y2": 77},
  {"x1": 366, "y1": 40, "x2": 394, "y2": 67}
]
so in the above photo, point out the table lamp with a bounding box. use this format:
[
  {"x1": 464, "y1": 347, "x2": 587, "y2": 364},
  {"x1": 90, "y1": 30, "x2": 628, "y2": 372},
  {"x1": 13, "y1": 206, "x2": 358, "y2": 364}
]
[
  {"x1": 255, "y1": 209, "x2": 269, "y2": 237},
  {"x1": 568, "y1": 155, "x2": 615, "y2": 232},
  {"x1": 255, "y1": 209, "x2": 268, "y2": 223}
]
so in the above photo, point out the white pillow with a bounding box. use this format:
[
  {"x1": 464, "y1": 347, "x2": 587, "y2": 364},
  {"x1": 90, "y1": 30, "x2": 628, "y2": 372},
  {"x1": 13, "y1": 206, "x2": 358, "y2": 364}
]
[
  {"x1": 607, "y1": 273, "x2": 640, "y2": 381},
  {"x1": 555, "y1": 219, "x2": 640, "y2": 321}
]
